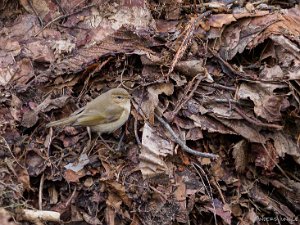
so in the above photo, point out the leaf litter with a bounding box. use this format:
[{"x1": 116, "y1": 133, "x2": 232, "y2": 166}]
[{"x1": 0, "y1": 0, "x2": 300, "y2": 224}]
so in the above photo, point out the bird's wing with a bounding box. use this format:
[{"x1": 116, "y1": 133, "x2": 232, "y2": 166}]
[{"x1": 75, "y1": 104, "x2": 124, "y2": 126}]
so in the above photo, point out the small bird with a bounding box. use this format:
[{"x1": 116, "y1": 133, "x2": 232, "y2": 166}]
[{"x1": 46, "y1": 88, "x2": 131, "y2": 135}]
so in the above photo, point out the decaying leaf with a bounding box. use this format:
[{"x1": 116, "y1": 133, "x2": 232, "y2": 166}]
[
  {"x1": 139, "y1": 123, "x2": 174, "y2": 178},
  {"x1": 1, "y1": 1, "x2": 300, "y2": 224},
  {"x1": 236, "y1": 82, "x2": 289, "y2": 122},
  {"x1": 0, "y1": 208, "x2": 18, "y2": 225},
  {"x1": 232, "y1": 140, "x2": 249, "y2": 173},
  {"x1": 21, "y1": 95, "x2": 69, "y2": 128},
  {"x1": 133, "y1": 83, "x2": 174, "y2": 124},
  {"x1": 266, "y1": 132, "x2": 300, "y2": 164}
]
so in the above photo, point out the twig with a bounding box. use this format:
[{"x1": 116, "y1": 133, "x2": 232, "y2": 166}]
[
  {"x1": 18, "y1": 209, "x2": 60, "y2": 223},
  {"x1": 1, "y1": 136, "x2": 25, "y2": 169},
  {"x1": 133, "y1": 88, "x2": 145, "y2": 146},
  {"x1": 201, "y1": 83, "x2": 236, "y2": 91},
  {"x1": 38, "y1": 173, "x2": 45, "y2": 210},
  {"x1": 54, "y1": 0, "x2": 67, "y2": 15},
  {"x1": 192, "y1": 162, "x2": 218, "y2": 225},
  {"x1": 118, "y1": 58, "x2": 134, "y2": 91},
  {"x1": 194, "y1": 96, "x2": 252, "y2": 107},
  {"x1": 149, "y1": 185, "x2": 168, "y2": 200},
  {"x1": 28, "y1": 0, "x2": 43, "y2": 26},
  {"x1": 173, "y1": 75, "x2": 199, "y2": 116},
  {"x1": 182, "y1": 0, "x2": 237, "y2": 9},
  {"x1": 134, "y1": 118, "x2": 141, "y2": 146},
  {"x1": 208, "y1": 48, "x2": 249, "y2": 79},
  {"x1": 261, "y1": 143, "x2": 290, "y2": 180},
  {"x1": 0, "y1": 180, "x2": 20, "y2": 193},
  {"x1": 169, "y1": 75, "x2": 202, "y2": 121},
  {"x1": 155, "y1": 114, "x2": 218, "y2": 159},
  {"x1": 35, "y1": 3, "x2": 97, "y2": 36},
  {"x1": 233, "y1": 106, "x2": 283, "y2": 130},
  {"x1": 167, "y1": 11, "x2": 212, "y2": 76},
  {"x1": 78, "y1": 57, "x2": 113, "y2": 101},
  {"x1": 211, "y1": 178, "x2": 226, "y2": 204},
  {"x1": 167, "y1": 17, "x2": 196, "y2": 77}
]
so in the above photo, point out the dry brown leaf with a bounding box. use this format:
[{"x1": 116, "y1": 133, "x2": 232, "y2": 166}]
[
  {"x1": 175, "y1": 60, "x2": 206, "y2": 78},
  {"x1": 252, "y1": 141, "x2": 278, "y2": 171},
  {"x1": 23, "y1": 40, "x2": 55, "y2": 63},
  {"x1": 64, "y1": 153, "x2": 90, "y2": 172},
  {"x1": 189, "y1": 114, "x2": 236, "y2": 135},
  {"x1": 207, "y1": 14, "x2": 236, "y2": 28},
  {"x1": 48, "y1": 186, "x2": 58, "y2": 205},
  {"x1": 10, "y1": 94, "x2": 22, "y2": 122},
  {"x1": 133, "y1": 83, "x2": 174, "y2": 124},
  {"x1": 106, "y1": 192, "x2": 122, "y2": 211},
  {"x1": 105, "y1": 207, "x2": 116, "y2": 225},
  {"x1": 22, "y1": 95, "x2": 69, "y2": 128},
  {"x1": 139, "y1": 123, "x2": 174, "y2": 179},
  {"x1": 63, "y1": 169, "x2": 85, "y2": 183},
  {"x1": 214, "y1": 116, "x2": 266, "y2": 143},
  {"x1": 15, "y1": 166, "x2": 31, "y2": 191},
  {"x1": 174, "y1": 174, "x2": 187, "y2": 223},
  {"x1": 105, "y1": 181, "x2": 132, "y2": 207},
  {"x1": 82, "y1": 210, "x2": 102, "y2": 225},
  {"x1": 249, "y1": 185, "x2": 296, "y2": 220},
  {"x1": 205, "y1": 199, "x2": 232, "y2": 225},
  {"x1": 232, "y1": 140, "x2": 249, "y2": 173},
  {"x1": 236, "y1": 82, "x2": 289, "y2": 122},
  {"x1": 0, "y1": 208, "x2": 18, "y2": 225},
  {"x1": 25, "y1": 150, "x2": 47, "y2": 176},
  {"x1": 265, "y1": 132, "x2": 300, "y2": 164},
  {"x1": 186, "y1": 127, "x2": 203, "y2": 141},
  {"x1": 239, "y1": 208, "x2": 258, "y2": 225}
]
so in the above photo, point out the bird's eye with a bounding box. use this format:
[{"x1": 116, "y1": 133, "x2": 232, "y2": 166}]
[{"x1": 117, "y1": 96, "x2": 123, "y2": 99}]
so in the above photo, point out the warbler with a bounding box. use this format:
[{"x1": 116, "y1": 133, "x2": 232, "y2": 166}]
[{"x1": 46, "y1": 88, "x2": 131, "y2": 135}]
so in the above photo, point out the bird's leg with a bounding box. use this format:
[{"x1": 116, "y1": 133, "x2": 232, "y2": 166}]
[
  {"x1": 87, "y1": 127, "x2": 92, "y2": 142},
  {"x1": 116, "y1": 126, "x2": 126, "y2": 151},
  {"x1": 82, "y1": 127, "x2": 92, "y2": 154}
]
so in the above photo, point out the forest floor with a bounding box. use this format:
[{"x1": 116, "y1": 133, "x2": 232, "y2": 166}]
[{"x1": 0, "y1": 0, "x2": 300, "y2": 224}]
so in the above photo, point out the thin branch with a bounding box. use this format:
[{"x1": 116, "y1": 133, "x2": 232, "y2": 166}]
[
  {"x1": 167, "y1": 11, "x2": 212, "y2": 76},
  {"x1": 233, "y1": 106, "x2": 283, "y2": 130},
  {"x1": 201, "y1": 83, "x2": 236, "y2": 91},
  {"x1": 35, "y1": 3, "x2": 97, "y2": 36},
  {"x1": 39, "y1": 173, "x2": 45, "y2": 210},
  {"x1": 208, "y1": 48, "x2": 249, "y2": 79},
  {"x1": 169, "y1": 75, "x2": 202, "y2": 121},
  {"x1": 192, "y1": 162, "x2": 218, "y2": 225},
  {"x1": 28, "y1": 0, "x2": 43, "y2": 26},
  {"x1": 134, "y1": 118, "x2": 141, "y2": 146},
  {"x1": 155, "y1": 114, "x2": 218, "y2": 159}
]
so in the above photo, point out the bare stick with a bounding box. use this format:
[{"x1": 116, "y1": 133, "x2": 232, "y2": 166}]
[
  {"x1": 134, "y1": 118, "x2": 141, "y2": 146},
  {"x1": 28, "y1": 0, "x2": 43, "y2": 26},
  {"x1": 233, "y1": 106, "x2": 283, "y2": 130},
  {"x1": 155, "y1": 114, "x2": 218, "y2": 159},
  {"x1": 19, "y1": 209, "x2": 60, "y2": 223},
  {"x1": 208, "y1": 48, "x2": 248, "y2": 78},
  {"x1": 38, "y1": 173, "x2": 44, "y2": 210},
  {"x1": 167, "y1": 11, "x2": 212, "y2": 76},
  {"x1": 35, "y1": 3, "x2": 96, "y2": 36},
  {"x1": 170, "y1": 75, "x2": 202, "y2": 121},
  {"x1": 192, "y1": 162, "x2": 218, "y2": 225},
  {"x1": 201, "y1": 83, "x2": 236, "y2": 91}
]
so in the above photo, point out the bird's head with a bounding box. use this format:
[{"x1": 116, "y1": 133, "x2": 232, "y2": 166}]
[{"x1": 110, "y1": 88, "x2": 131, "y2": 105}]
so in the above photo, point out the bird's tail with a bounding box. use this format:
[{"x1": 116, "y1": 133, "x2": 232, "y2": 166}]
[{"x1": 46, "y1": 115, "x2": 78, "y2": 128}]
